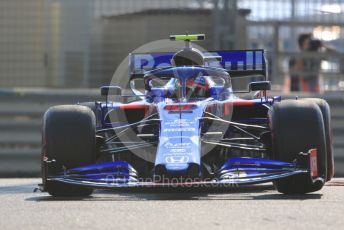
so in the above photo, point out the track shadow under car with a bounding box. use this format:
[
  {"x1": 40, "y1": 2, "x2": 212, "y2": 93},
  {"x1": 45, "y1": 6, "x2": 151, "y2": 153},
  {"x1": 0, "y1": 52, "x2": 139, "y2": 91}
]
[{"x1": 26, "y1": 183, "x2": 322, "y2": 201}]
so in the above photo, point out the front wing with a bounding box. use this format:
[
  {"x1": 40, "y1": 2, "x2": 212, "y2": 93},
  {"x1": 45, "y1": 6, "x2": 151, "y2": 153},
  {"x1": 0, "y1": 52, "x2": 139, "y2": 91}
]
[{"x1": 44, "y1": 151, "x2": 319, "y2": 189}]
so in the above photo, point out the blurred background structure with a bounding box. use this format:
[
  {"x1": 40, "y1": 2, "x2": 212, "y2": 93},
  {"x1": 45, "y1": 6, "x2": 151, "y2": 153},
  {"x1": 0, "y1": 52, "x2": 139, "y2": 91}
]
[{"x1": 0, "y1": 0, "x2": 344, "y2": 176}]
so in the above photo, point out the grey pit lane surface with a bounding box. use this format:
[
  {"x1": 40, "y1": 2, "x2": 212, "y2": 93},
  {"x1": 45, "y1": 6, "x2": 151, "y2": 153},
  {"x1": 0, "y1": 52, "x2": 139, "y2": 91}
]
[{"x1": 0, "y1": 179, "x2": 344, "y2": 230}]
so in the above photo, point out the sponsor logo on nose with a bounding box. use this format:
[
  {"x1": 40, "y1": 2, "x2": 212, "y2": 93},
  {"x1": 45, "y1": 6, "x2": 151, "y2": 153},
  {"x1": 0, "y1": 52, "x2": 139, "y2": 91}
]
[{"x1": 165, "y1": 156, "x2": 189, "y2": 164}]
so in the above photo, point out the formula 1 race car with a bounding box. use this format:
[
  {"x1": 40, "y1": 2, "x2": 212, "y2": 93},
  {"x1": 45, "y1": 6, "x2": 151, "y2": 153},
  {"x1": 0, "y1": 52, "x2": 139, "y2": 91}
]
[{"x1": 41, "y1": 34, "x2": 334, "y2": 197}]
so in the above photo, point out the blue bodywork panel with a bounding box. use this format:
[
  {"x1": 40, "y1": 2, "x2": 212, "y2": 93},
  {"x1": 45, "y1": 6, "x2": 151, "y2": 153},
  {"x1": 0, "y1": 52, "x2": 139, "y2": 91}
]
[{"x1": 155, "y1": 101, "x2": 209, "y2": 174}]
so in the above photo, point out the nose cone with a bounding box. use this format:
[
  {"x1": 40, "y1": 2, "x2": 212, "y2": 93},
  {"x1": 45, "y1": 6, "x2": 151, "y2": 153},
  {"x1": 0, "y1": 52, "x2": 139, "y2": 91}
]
[{"x1": 154, "y1": 101, "x2": 209, "y2": 181}]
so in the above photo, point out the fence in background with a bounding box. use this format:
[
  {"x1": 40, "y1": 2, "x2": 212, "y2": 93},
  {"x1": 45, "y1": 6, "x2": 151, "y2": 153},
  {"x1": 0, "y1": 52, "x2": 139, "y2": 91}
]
[{"x1": 0, "y1": 0, "x2": 343, "y2": 89}]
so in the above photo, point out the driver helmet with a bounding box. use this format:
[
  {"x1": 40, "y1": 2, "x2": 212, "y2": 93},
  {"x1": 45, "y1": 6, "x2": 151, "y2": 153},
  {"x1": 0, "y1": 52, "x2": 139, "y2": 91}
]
[{"x1": 186, "y1": 76, "x2": 210, "y2": 98}]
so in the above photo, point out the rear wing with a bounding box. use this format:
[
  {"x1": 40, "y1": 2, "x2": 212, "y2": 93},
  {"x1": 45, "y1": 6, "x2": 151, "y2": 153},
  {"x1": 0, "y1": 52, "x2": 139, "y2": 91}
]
[{"x1": 129, "y1": 49, "x2": 267, "y2": 80}]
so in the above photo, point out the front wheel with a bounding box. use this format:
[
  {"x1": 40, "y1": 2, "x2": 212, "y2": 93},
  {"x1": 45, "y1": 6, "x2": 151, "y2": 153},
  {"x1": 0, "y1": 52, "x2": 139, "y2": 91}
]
[
  {"x1": 42, "y1": 105, "x2": 96, "y2": 197},
  {"x1": 303, "y1": 98, "x2": 334, "y2": 181},
  {"x1": 269, "y1": 100, "x2": 327, "y2": 194}
]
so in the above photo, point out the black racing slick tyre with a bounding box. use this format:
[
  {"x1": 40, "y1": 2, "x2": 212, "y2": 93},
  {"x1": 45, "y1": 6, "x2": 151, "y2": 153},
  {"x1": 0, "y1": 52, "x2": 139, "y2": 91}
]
[
  {"x1": 303, "y1": 98, "x2": 334, "y2": 181},
  {"x1": 42, "y1": 105, "x2": 96, "y2": 197},
  {"x1": 269, "y1": 100, "x2": 327, "y2": 194},
  {"x1": 78, "y1": 102, "x2": 96, "y2": 114}
]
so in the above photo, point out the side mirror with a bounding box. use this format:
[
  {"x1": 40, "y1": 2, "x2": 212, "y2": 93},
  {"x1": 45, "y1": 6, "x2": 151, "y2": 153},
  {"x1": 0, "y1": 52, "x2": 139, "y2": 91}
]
[
  {"x1": 100, "y1": 86, "x2": 122, "y2": 96},
  {"x1": 249, "y1": 81, "x2": 271, "y2": 92}
]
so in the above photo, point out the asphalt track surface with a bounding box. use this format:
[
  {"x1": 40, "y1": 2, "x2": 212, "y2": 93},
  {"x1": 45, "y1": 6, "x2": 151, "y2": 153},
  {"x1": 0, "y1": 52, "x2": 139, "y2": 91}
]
[{"x1": 0, "y1": 178, "x2": 344, "y2": 230}]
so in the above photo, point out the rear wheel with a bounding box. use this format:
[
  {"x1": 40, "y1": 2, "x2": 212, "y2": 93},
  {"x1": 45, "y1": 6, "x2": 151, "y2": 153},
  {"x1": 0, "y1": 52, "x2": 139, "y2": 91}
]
[
  {"x1": 269, "y1": 100, "x2": 327, "y2": 194},
  {"x1": 78, "y1": 102, "x2": 96, "y2": 114},
  {"x1": 42, "y1": 105, "x2": 96, "y2": 197}
]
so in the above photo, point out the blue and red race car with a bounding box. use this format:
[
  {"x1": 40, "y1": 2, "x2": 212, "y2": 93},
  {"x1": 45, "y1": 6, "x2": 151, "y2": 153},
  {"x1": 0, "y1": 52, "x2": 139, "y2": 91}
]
[{"x1": 41, "y1": 34, "x2": 334, "y2": 196}]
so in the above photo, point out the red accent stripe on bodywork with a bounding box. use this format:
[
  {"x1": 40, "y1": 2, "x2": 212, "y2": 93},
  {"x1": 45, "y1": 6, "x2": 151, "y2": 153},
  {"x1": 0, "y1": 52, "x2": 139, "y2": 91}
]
[{"x1": 164, "y1": 104, "x2": 196, "y2": 111}]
